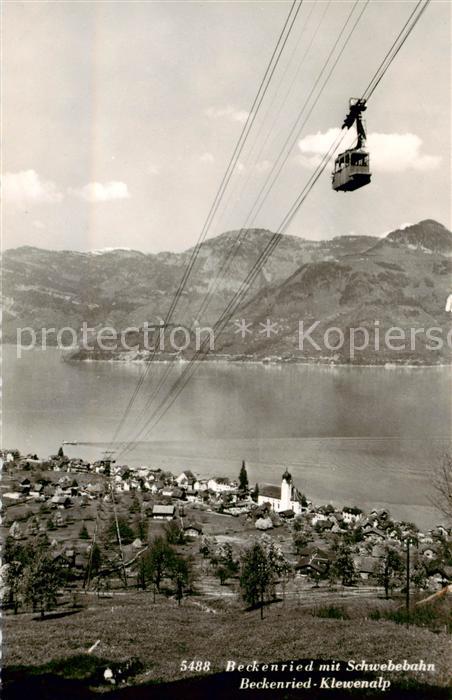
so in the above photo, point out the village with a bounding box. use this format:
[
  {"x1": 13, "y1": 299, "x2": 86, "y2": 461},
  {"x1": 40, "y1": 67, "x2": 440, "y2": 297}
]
[{"x1": 1, "y1": 446, "x2": 451, "y2": 597}]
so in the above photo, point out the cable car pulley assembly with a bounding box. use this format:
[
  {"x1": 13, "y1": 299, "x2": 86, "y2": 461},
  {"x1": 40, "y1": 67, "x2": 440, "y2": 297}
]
[{"x1": 332, "y1": 98, "x2": 371, "y2": 192}]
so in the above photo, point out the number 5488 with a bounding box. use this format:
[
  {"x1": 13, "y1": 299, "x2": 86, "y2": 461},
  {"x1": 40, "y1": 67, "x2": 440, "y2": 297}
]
[{"x1": 180, "y1": 660, "x2": 211, "y2": 672}]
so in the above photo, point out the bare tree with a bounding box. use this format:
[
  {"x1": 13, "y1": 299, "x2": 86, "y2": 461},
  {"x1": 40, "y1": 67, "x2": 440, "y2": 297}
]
[{"x1": 431, "y1": 453, "x2": 452, "y2": 523}]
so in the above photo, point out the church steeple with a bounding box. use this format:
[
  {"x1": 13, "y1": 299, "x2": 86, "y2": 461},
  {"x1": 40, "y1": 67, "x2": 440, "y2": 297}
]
[
  {"x1": 282, "y1": 468, "x2": 292, "y2": 483},
  {"x1": 281, "y1": 468, "x2": 292, "y2": 510}
]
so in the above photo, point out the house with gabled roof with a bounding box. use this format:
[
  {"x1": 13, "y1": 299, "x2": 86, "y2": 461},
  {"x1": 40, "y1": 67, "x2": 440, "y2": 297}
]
[
  {"x1": 296, "y1": 549, "x2": 331, "y2": 578},
  {"x1": 183, "y1": 522, "x2": 203, "y2": 538},
  {"x1": 353, "y1": 555, "x2": 378, "y2": 580},
  {"x1": 362, "y1": 527, "x2": 385, "y2": 542},
  {"x1": 151, "y1": 504, "x2": 175, "y2": 520},
  {"x1": 176, "y1": 470, "x2": 199, "y2": 489}
]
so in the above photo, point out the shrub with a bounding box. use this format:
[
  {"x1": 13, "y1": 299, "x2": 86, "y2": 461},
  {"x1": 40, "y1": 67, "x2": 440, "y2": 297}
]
[
  {"x1": 314, "y1": 605, "x2": 349, "y2": 620},
  {"x1": 79, "y1": 523, "x2": 89, "y2": 539},
  {"x1": 368, "y1": 608, "x2": 382, "y2": 621},
  {"x1": 386, "y1": 604, "x2": 451, "y2": 633}
]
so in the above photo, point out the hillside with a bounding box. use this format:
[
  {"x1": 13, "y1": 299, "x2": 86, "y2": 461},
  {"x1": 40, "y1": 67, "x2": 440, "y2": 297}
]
[
  {"x1": 214, "y1": 220, "x2": 452, "y2": 364},
  {"x1": 3, "y1": 593, "x2": 451, "y2": 698},
  {"x1": 3, "y1": 220, "x2": 452, "y2": 364},
  {"x1": 370, "y1": 220, "x2": 452, "y2": 256},
  {"x1": 2, "y1": 229, "x2": 377, "y2": 343}
]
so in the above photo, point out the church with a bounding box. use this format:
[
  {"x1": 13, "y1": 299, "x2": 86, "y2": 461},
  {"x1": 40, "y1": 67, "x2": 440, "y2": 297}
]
[{"x1": 257, "y1": 469, "x2": 303, "y2": 515}]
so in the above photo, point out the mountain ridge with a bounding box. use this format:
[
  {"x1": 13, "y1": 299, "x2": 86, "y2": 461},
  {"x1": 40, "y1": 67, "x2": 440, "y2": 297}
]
[{"x1": 3, "y1": 219, "x2": 452, "y2": 364}]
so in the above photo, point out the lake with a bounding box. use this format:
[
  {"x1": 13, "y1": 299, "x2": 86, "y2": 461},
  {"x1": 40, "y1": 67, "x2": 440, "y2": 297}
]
[{"x1": 3, "y1": 345, "x2": 451, "y2": 529}]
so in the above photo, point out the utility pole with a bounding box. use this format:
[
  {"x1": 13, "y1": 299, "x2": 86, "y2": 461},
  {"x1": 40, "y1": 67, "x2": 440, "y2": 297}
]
[
  {"x1": 110, "y1": 480, "x2": 128, "y2": 589},
  {"x1": 84, "y1": 513, "x2": 99, "y2": 590},
  {"x1": 405, "y1": 538, "x2": 410, "y2": 626}
]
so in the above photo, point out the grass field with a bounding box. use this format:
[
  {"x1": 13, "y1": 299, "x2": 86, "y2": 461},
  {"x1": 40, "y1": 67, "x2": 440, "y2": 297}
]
[
  {"x1": 2, "y1": 473, "x2": 451, "y2": 698},
  {"x1": 3, "y1": 591, "x2": 451, "y2": 694}
]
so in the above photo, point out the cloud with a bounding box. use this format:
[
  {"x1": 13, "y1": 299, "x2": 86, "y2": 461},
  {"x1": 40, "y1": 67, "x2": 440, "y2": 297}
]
[
  {"x1": 297, "y1": 128, "x2": 343, "y2": 168},
  {"x1": 71, "y1": 181, "x2": 130, "y2": 202},
  {"x1": 3, "y1": 169, "x2": 63, "y2": 204},
  {"x1": 205, "y1": 105, "x2": 249, "y2": 124},
  {"x1": 366, "y1": 133, "x2": 441, "y2": 172},
  {"x1": 297, "y1": 153, "x2": 325, "y2": 169},
  {"x1": 298, "y1": 128, "x2": 342, "y2": 155},
  {"x1": 297, "y1": 129, "x2": 441, "y2": 173},
  {"x1": 147, "y1": 164, "x2": 160, "y2": 176},
  {"x1": 33, "y1": 220, "x2": 46, "y2": 229},
  {"x1": 200, "y1": 152, "x2": 215, "y2": 163}
]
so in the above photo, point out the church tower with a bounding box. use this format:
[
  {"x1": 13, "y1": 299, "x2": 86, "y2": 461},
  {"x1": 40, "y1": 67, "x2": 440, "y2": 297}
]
[{"x1": 280, "y1": 469, "x2": 292, "y2": 511}]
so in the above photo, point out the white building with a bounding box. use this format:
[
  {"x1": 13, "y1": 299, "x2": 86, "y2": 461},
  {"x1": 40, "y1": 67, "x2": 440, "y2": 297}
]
[
  {"x1": 207, "y1": 477, "x2": 237, "y2": 493},
  {"x1": 176, "y1": 470, "x2": 200, "y2": 490},
  {"x1": 445, "y1": 293, "x2": 452, "y2": 312},
  {"x1": 341, "y1": 507, "x2": 363, "y2": 525},
  {"x1": 257, "y1": 469, "x2": 302, "y2": 515},
  {"x1": 311, "y1": 512, "x2": 328, "y2": 526}
]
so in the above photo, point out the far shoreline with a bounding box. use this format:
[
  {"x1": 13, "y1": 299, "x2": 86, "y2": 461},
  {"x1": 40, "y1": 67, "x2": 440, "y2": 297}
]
[
  {"x1": 60, "y1": 353, "x2": 452, "y2": 370},
  {"x1": 3, "y1": 342, "x2": 451, "y2": 368}
]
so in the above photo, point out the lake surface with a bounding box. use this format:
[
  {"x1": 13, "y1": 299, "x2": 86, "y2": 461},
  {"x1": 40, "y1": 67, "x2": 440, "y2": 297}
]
[{"x1": 3, "y1": 345, "x2": 451, "y2": 529}]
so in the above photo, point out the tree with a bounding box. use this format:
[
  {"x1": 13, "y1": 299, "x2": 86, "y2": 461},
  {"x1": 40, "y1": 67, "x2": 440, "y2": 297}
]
[
  {"x1": 239, "y1": 460, "x2": 249, "y2": 492},
  {"x1": 4, "y1": 537, "x2": 36, "y2": 566},
  {"x1": 23, "y1": 552, "x2": 65, "y2": 618},
  {"x1": 83, "y1": 541, "x2": 102, "y2": 588},
  {"x1": 57, "y1": 446, "x2": 65, "y2": 458},
  {"x1": 374, "y1": 546, "x2": 404, "y2": 599},
  {"x1": 8, "y1": 521, "x2": 22, "y2": 540},
  {"x1": 240, "y1": 542, "x2": 285, "y2": 619},
  {"x1": 215, "y1": 565, "x2": 229, "y2": 586},
  {"x1": 295, "y1": 492, "x2": 309, "y2": 509},
  {"x1": 293, "y1": 532, "x2": 310, "y2": 555},
  {"x1": 95, "y1": 572, "x2": 111, "y2": 598},
  {"x1": 169, "y1": 553, "x2": 194, "y2": 605},
  {"x1": 199, "y1": 536, "x2": 216, "y2": 559},
  {"x1": 90, "y1": 543, "x2": 102, "y2": 574},
  {"x1": 4, "y1": 539, "x2": 37, "y2": 611},
  {"x1": 411, "y1": 560, "x2": 427, "y2": 591},
  {"x1": 26, "y1": 516, "x2": 40, "y2": 536},
  {"x1": 130, "y1": 493, "x2": 141, "y2": 514},
  {"x1": 240, "y1": 544, "x2": 272, "y2": 619},
  {"x1": 105, "y1": 516, "x2": 135, "y2": 545},
  {"x1": 319, "y1": 503, "x2": 335, "y2": 515},
  {"x1": 147, "y1": 537, "x2": 176, "y2": 595},
  {"x1": 265, "y1": 539, "x2": 292, "y2": 603},
  {"x1": 347, "y1": 525, "x2": 365, "y2": 544},
  {"x1": 79, "y1": 523, "x2": 89, "y2": 539},
  {"x1": 431, "y1": 453, "x2": 452, "y2": 523},
  {"x1": 307, "y1": 567, "x2": 323, "y2": 588},
  {"x1": 164, "y1": 520, "x2": 185, "y2": 545},
  {"x1": 213, "y1": 542, "x2": 239, "y2": 585},
  {"x1": 134, "y1": 516, "x2": 148, "y2": 543},
  {"x1": 4, "y1": 561, "x2": 26, "y2": 614},
  {"x1": 134, "y1": 550, "x2": 151, "y2": 591},
  {"x1": 252, "y1": 483, "x2": 259, "y2": 503},
  {"x1": 330, "y1": 545, "x2": 356, "y2": 587},
  {"x1": 39, "y1": 502, "x2": 51, "y2": 516},
  {"x1": 293, "y1": 518, "x2": 313, "y2": 551}
]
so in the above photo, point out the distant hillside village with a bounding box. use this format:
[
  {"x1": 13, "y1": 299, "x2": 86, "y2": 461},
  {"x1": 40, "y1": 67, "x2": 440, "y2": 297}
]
[{"x1": 1, "y1": 447, "x2": 451, "y2": 595}]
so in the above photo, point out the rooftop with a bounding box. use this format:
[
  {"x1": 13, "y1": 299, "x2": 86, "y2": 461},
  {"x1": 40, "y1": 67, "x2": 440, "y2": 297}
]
[
  {"x1": 260, "y1": 485, "x2": 280, "y2": 499},
  {"x1": 152, "y1": 504, "x2": 175, "y2": 515}
]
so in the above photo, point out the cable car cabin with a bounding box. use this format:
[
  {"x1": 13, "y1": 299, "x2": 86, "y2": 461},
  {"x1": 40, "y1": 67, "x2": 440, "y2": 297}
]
[{"x1": 332, "y1": 147, "x2": 371, "y2": 192}]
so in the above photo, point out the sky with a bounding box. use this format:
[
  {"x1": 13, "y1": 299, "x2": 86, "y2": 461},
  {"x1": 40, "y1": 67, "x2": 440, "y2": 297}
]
[{"x1": 3, "y1": 0, "x2": 451, "y2": 252}]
